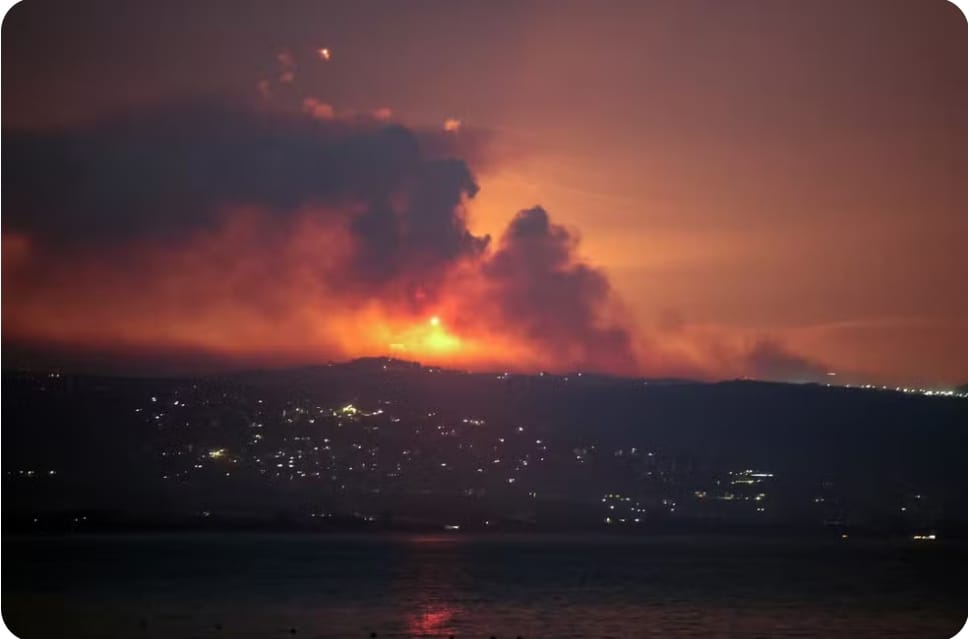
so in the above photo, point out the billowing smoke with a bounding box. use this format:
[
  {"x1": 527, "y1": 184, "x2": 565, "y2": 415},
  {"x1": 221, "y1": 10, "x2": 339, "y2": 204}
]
[
  {"x1": 2, "y1": 99, "x2": 639, "y2": 374},
  {"x1": 479, "y1": 207, "x2": 636, "y2": 374},
  {"x1": 4, "y1": 100, "x2": 489, "y2": 304},
  {"x1": 3, "y1": 98, "x2": 827, "y2": 380}
]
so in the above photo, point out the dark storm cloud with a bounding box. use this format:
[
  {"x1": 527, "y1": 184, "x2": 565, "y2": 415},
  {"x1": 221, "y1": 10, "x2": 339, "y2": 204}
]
[
  {"x1": 3, "y1": 99, "x2": 489, "y2": 286},
  {"x1": 483, "y1": 206, "x2": 636, "y2": 372}
]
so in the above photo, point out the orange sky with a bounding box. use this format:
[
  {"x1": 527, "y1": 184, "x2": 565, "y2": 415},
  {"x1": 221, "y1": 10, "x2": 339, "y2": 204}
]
[{"x1": 3, "y1": 0, "x2": 967, "y2": 386}]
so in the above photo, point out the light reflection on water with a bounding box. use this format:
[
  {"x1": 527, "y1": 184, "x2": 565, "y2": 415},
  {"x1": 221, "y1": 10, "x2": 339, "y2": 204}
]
[
  {"x1": 3, "y1": 533, "x2": 966, "y2": 639},
  {"x1": 399, "y1": 535, "x2": 462, "y2": 638},
  {"x1": 406, "y1": 606, "x2": 457, "y2": 638}
]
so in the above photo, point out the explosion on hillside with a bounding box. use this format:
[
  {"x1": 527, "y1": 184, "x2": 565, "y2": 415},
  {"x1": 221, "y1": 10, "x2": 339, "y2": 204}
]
[{"x1": 2, "y1": 99, "x2": 819, "y2": 380}]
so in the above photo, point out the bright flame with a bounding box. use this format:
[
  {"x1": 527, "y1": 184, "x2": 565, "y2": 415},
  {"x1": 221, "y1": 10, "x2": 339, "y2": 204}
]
[
  {"x1": 2, "y1": 206, "x2": 627, "y2": 376},
  {"x1": 318, "y1": 48, "x2": 331, "y2": 61},
  {"x1": 425, "y1": 329, "x2": 461, "y2": 353},
  {"x1": 443, "y1": 118, "x2": 461, "y2": 132},
  {"x1": 382, "y1": 315, "x2": 466, "y2": 357}
]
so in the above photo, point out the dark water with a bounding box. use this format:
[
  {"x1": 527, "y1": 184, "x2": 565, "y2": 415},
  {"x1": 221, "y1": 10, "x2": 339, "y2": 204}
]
[{"x1": 3, "y1": 533, "x2": 966, "y2": 638}]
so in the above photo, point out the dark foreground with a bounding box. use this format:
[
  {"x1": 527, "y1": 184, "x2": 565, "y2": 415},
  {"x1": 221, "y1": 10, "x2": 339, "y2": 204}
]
[{"x1": 3, "y1": 533, "x2": 966, "y2": 638}]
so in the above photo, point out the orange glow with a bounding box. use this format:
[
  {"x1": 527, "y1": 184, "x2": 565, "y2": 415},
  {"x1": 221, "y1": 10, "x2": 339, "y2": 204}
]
[
  {"x1": 0, "y1": 204, "x2": 840, "y2": 380},
  {"x1": 1, "y1": 209, "x2": 552, "y2": 374},
  {"x1": 5, "y1": 153, "x2": 953, "y2": 383},
  {"x1": 4, "y1": 1, "x2": 966, "y2": 387},
  {"x1": 372, "y1": 315, "x2": 463, "y2": 357}
]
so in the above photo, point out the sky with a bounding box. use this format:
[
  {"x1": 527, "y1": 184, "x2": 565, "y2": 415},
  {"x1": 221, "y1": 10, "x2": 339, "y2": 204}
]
[{"x1": 3, "y1": 0, "x2": 967, "y2": 386}]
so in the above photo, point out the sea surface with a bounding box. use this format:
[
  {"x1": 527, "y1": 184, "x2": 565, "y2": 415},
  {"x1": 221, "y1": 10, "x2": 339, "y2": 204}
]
[{"x1": 3, "y1": 533, "x2": 966, "y2": 638}]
